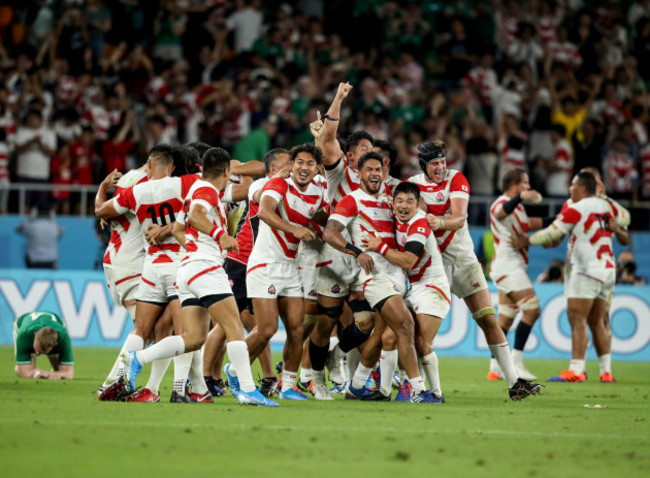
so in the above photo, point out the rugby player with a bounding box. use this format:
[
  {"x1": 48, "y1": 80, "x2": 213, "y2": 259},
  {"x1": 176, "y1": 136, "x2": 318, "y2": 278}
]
[{"x1": 409, "y1": 140, "x2": 541, "y2": 400}]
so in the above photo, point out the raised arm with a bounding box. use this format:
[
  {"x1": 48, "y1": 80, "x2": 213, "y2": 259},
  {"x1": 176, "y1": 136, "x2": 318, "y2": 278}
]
[
  {"x1": 322, "y1": 82, "x2": 353, "y2": 166},
  {"x1": 95, "y1": 169, "x2": 123, "y2": 219}
]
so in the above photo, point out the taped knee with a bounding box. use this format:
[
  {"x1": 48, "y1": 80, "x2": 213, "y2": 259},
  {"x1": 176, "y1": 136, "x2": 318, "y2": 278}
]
[
  {"x1": 353, "y1": 310, "x2": 375, "y2": 323},
  {"x1": 498, "y1": 304, "x2": 519, "y2": 319},
  {"x1": 517, "y1": 296, "x2": 540, "y2": 312},
  {"x1": 317, "y1": 303, "x2": 343, "y2": 318},
  {"x1": 348, "y1": 299, "x2": 374, "y2": 323},
  {"x1": 472, "y1": 306, "x2": 496, "y2": 320}
]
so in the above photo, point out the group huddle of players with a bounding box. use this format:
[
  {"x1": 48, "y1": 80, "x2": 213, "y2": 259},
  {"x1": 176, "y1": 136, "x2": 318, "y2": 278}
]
[{"x1": 95, "y1": 83, "x2": 627, "y2": 407}]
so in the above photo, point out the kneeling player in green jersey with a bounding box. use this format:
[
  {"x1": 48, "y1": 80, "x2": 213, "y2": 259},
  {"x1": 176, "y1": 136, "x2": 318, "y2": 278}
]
[{"x1": 13, "y1": 311, "x2": 74, "y2": 379}]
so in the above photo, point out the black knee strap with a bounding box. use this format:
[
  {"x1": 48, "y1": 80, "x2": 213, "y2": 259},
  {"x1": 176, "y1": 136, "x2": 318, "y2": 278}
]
[{"x1": 317, "y1": 303, "x2": 343, "y2": 318}]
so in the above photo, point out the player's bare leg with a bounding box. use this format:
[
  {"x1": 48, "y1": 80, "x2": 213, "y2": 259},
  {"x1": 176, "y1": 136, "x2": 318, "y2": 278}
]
[
  {"x1": 299, "y1": 299, "x2": 319, "y2": 390},
  {"x1": 587, "y1": 298, "x2": 614, "y2": 382},
  {"x1": 349, "y1": 311, "x2": 385, "y2": 392},
  {"x1": 464, "y1": 289, "x2": 520, "y2": 387}
]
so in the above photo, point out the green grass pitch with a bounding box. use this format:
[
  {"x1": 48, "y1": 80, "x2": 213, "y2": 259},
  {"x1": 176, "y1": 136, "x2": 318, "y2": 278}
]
[{"x1": 0, "y1": 346, "x2": 648, "y2": 478}]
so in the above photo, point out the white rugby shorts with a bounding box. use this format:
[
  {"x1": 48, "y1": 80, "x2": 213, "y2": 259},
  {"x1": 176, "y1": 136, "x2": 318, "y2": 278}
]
[
  {"x1": 247, "y1": 261, "x2": 303, "y2": 299},
  {"x1": 136, "y1": 262, "x2": 179, "y2": 304},
  {"x1": 103, "y1": 264, "x2": 141, "y2": 306},
  {"x1": 491, "y1": 269, "x2": 534, "y2": 295},
  {"x1": 362, "y1": 274, "x2": 407, "y2": 309},
  {"x1": 315, "y1": 243, "x2": 361, "y2": 298},
  {"x1": 566, "y1": 271, "x2": 615, "y2": 301},
  {"x1": 405, "y1": 275, "x2": 451, "y2": 319},
  {"x1": 444, "y1": 260, "x2": 488, "y2": 299},
  {"x1": 176, "y1": 259, "x2": 232, "y2": 306}
]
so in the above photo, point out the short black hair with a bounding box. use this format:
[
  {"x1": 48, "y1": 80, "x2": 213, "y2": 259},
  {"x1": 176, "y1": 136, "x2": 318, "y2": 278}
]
[
  {"x1": 393, "y1": 181, "x2": 419, "y2": 201},
  {"x1": 263, "y1": 147, "x2": 290, "y2": 173},
  {"x1": 575, "y1": 171, "x2": 597, "y2": 195},
  {"x1": 202, "y1": 147, "x2": 231, "y2": 178},
  {"x1": 290, "y1": 143, "x2": 323, "y2": 164},
  {"x1": 345, "y1": 130, "x2": 374, "y2": 151},
  {"x1": 149, "y1": 144, "x2": 175, "y2": 167},
  {"x1": 171, "y1": 145, "x2": 199, "y2": 176},
  {"x1": 374, "y1": 139, "x2": 398, "y2": 168},
  {"x1": 185, "y1": 142, "x2": 212, "y2": 162},
  {"x1": 358, "y1": 151, "x2": 383, "y2": 171}
]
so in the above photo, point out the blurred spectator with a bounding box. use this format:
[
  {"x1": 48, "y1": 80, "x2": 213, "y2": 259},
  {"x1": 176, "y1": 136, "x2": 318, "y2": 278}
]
[
  {"x1": 0, "y1": 126, "x2": 8, "y2": 214},
  {"x1": 226, "y1": 0, "x2": 263, "y2": 54},
  {"x1": 232, "y1": 114, "x2": 277, "y2": 162},
  {"x1": 536, "y1": 258, "x2": 565, "y2": 283},
  {"x1": 16, "y1": 206, "x2": 64, "y2": 269},
  {"x1": 616, "y1": 250, "x2": 647, "y2": 285},
  {"x1": 546, "y1": 123, "x2": 573, "y2": 197},
  {"x1": 603, "y1": 136, "x2": 639, "y2": 201},
  {"x1": 50, "y1": 143, "x2": 72, "y2": 215},
  {"x1": 13, "y1": 109, "x2": 56, "y2": 212},
  {"x1": 102, "y1": 110, "x2": 139, "y2": 172}
]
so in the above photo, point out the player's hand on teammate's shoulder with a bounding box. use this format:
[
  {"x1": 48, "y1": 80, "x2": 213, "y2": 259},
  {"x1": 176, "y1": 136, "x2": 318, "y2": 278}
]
[
  {"x1": 521, "y1": 190, "x2": 543, "y2": 203},
  {"x1": 271, "y1": 168, "x2": 290, "y2": 180},
  {"x1": 426, "y1": 213, "x2": 443, "y2": 231},
  {"x1": 101, "y1": 169, "x2": 122, "y2": 190},
  {"x1": 357, "y1": 252, "x2": 374, "y2": 274},
  {"x1": 361, "y1": 232, "x2": 381, "y2": 251}
]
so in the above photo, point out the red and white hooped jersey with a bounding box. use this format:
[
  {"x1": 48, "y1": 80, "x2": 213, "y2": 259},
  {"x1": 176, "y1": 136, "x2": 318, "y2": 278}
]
[
  {"x1": 248, "y1": 175, "x2": 325, "y2": 265},
  {"x1": 395, "y1": 209, "x2": 445, "y2": 283},
  {"x1": 324, "y1": 157, "x2": 360, "y2": 209},
  {"x1": 103, "y1": 169, "x2": 148, "y2": 268},
  {"x1": 226, "y1": 176, "x2": 268, "y2": 265},
  {"x1": 113, "y1": 174, "x2": 199, "y2": 263},
  {"x1": 329, "y1": 188, "x2": 398, "y2": 279},
  {"x1": 555, "y1": 197, "x2": 617, "y2": 279},
  {"x1": 489, "y1": 194, "x2": 530, "y2": 278},
  {"x1": 383, "y1": 176, "x2": 401, "y2": 197},
  {"x1": 408, "y1": 170, "x2": 476, "y2": 265},
  {"x1": 181, "y1": 179, "x2": 229, "y2": 264}
]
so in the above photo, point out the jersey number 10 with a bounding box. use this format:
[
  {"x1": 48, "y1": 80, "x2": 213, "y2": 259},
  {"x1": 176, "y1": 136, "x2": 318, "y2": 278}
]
[{"x1": 146, "y1": 202, "x2": 176, "y2": 226}]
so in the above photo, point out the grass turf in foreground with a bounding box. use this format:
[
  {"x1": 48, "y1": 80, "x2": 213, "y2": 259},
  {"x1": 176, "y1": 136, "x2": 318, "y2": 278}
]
[{"x1": 0, "y1": 346, "x2": 648, "y2": 478}]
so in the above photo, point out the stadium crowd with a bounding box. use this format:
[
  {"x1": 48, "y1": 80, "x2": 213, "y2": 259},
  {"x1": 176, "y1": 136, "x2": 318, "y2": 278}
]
[
  {"x1": 1, "y1": 1, "x2": 643, "y2": 402},
  {"x1": 0, "y1": 0, "x2": 649, "y2": 218}
]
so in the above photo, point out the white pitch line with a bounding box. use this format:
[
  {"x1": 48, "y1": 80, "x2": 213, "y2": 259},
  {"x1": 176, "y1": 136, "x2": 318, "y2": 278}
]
[{"x1": 1, "y1": 418, "x2": 648, "y2": 440}]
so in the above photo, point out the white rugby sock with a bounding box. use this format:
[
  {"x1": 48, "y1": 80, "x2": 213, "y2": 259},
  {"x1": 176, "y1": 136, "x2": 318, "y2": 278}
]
[
  {"x1": 489, "y1": 342, "x2": 518, "y2": 386},
  {"x1": 282, "y1": 368, "x2": 298, "y2": 393},
  {"x1": 227, "y1": 341, "x2": 255, "y2": 392},
  {"x1": 347, "y1": 347, "x2": 361, "y2": 378},
  {"x1": 173, "y1": 353, "x2": 193, "y2": 395},
  {"x1": 351, "y1": 363, "x2": 373, "y2": 389},
  {"x1": 137, "y1": 335, "x2": 185, "y2": 365},
  {"x1": 144, "y1": 358, "x2": 171, "y2": 394},
  {"x1": 188, "y1": 350, "x2": 208, "y2": 394},
  {"x1": 512, "y1": 349, "x2": 524, "y2": 366},
  {"x1": 598, "y1": 353, "x2": 612, "y2": 375},
  {"x1": 379, "y1": 349, "x2": 398, "y2": 396},
  {"x1": 399, "y1": 369, "x2": 408, "y2": 383},
  {"x1": 570, "y1": 359, "x2": 586, "y2": 375},
  {"x1": 410, "y1": 376, "x2": 426, "y2": 394},
  {"x1": 300, "y1": 367, "x2": 313, "y2": 383},
  {"x1": 420, "y1": 351, "x2": 442, "y2": 396},
  {"x1": 103, "y1": 334, "x2": 144, "y2": 386},
  {"x1": 489, "y1": 357, "x2": 502, "y2": 374},
  {"x1": 329, "y1": 336, "x2": 340, "y2": 351}
]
